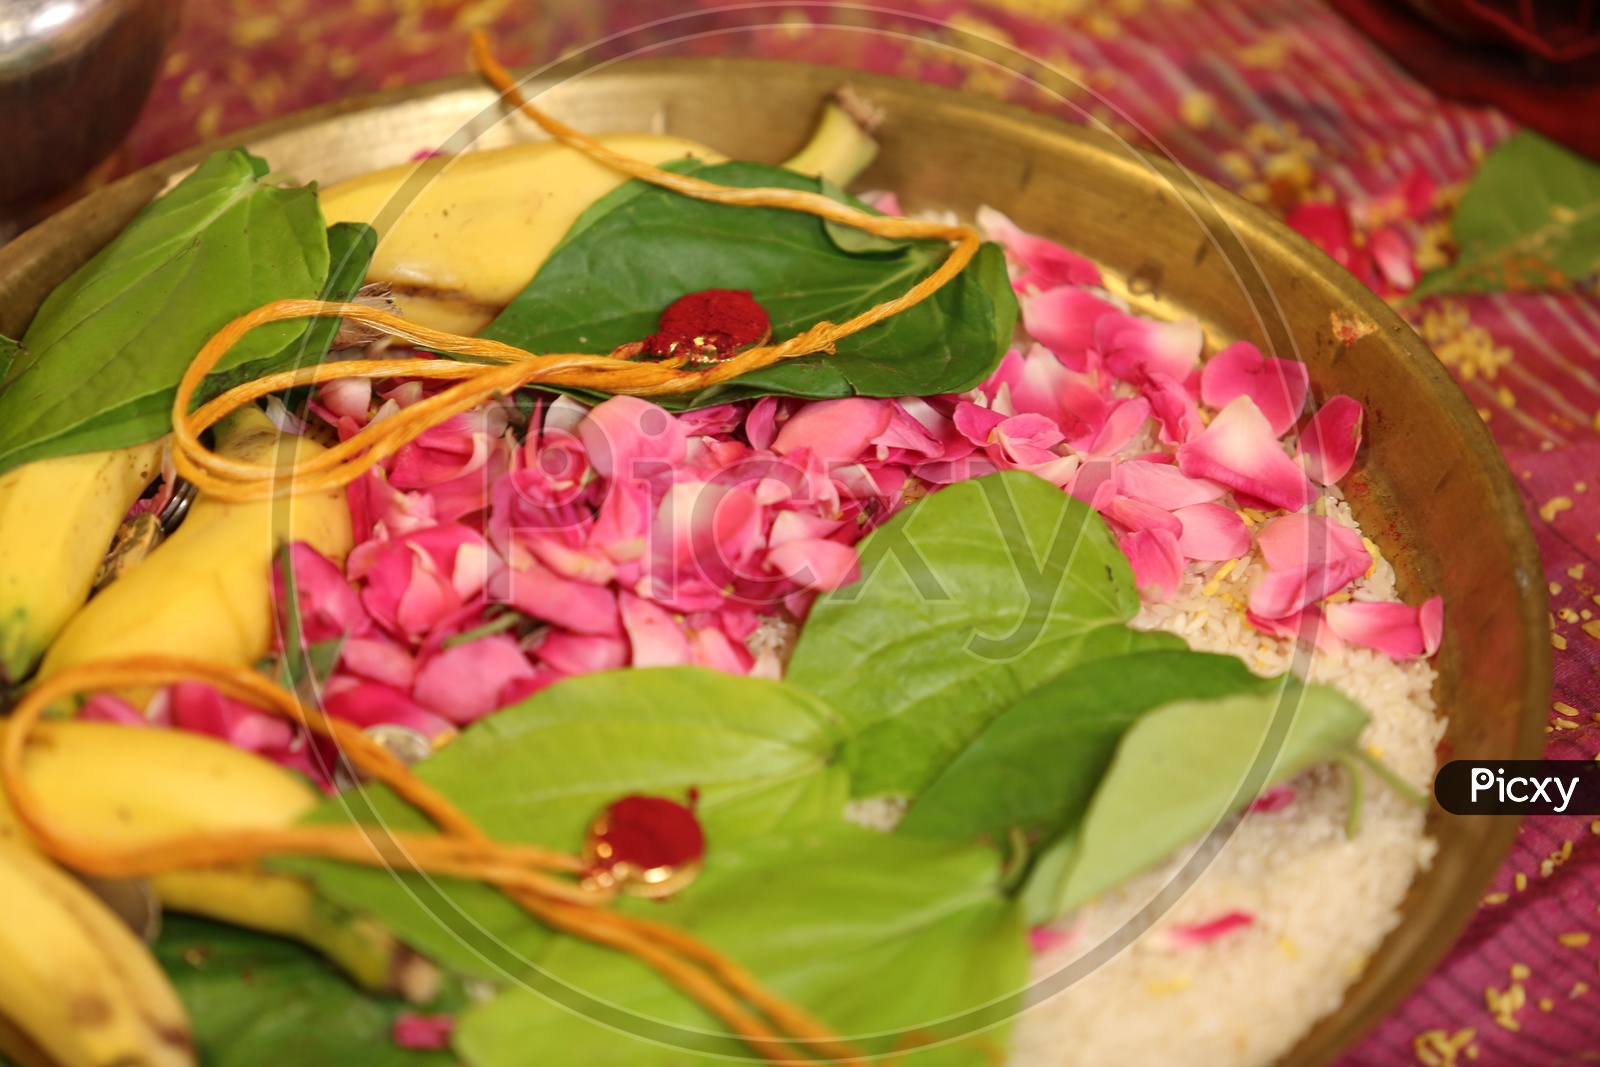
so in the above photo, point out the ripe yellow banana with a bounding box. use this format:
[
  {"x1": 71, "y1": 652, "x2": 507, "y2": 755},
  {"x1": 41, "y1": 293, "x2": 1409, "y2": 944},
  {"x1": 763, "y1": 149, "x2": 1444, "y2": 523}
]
[
  {"x1": 0, "y1": 441, "x2": 163, "y2": 689},
  {"x1": 320, "y1": 92, "x2": 881, "y2": 338},
  {"x1": 0, "y1": 831, "x2": 192, "y2": 1067},
  {"x1": 320, "y1": 134, "x2": 727, "y2": 335},
  {"x1": 3, "y1": 718, "x2": 437, "y2": 1000},
  {"x1": 37, "y1": 406, "x2": 353, "y2": 704}
]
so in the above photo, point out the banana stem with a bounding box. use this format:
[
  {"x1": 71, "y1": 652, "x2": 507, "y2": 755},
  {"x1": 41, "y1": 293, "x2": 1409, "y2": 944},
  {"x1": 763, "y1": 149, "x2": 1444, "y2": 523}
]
[{"x1": 781, "y1": 87, "x2": 882, "y2": 187}]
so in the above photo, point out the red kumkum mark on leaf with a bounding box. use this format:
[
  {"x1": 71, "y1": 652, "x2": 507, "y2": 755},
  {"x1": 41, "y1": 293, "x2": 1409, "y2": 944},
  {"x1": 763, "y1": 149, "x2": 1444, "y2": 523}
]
[
  {"x1": 584, "y1": 793, "x2": 707, "y2": 898},
  {"x1": 635, "y1": 289, "x2": 772, "y2": 364}
]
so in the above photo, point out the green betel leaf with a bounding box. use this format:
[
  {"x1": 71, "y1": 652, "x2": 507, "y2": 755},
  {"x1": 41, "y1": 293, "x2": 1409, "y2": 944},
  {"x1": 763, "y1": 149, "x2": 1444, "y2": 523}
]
[
  {"x1": 898, "y1": 650, "x2": 1281, "y2": 842},
  {"x1": 1414, "y1": 130, "x2": 1600, "y2": 297},
  {"x1": 453, "y1": 826, "x2": 1027, "y2": 1067},
  {"x1": 0, "y1": 336, "x2": 21, "y2": 381},
  {"x1": 275, "y1": 667, "x2": 849, "y2": 979},
  {"x1": 154, "y1": 916, "x2": 457, "y2": 1067},
  {"x1": 0, "y1": 149, "x2": 332, "y2": 472},
  {"x1": 786, "y1": 471, "x2": 1183, "y2": 798},
  {"x1": 478, "y1": 160, "x2": 1015, "y2": 409},
  {"x1": 1034, "y1": 684, "x2": 1368, "y2": 919}
]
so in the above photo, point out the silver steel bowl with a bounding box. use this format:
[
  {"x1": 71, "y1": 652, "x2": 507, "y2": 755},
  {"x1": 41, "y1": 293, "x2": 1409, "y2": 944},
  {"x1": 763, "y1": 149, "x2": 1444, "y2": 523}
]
[{"x1": 0, "y1": 0, "x2": 179, "y2": 218}]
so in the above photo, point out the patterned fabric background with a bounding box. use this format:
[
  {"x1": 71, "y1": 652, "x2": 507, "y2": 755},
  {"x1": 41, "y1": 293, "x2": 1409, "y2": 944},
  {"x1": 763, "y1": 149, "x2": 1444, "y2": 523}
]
[{"x1": 77, "y1": 0, "x2": 1600, "y2": 1062}]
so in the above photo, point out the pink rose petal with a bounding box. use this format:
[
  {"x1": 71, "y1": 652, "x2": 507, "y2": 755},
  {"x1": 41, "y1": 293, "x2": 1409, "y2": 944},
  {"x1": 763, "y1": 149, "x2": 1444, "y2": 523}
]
[
  {"x1": 771, "y1": 397, "x2": 892, "y2": 463},
  {"x1": 1143, "y1": 372, "x2": 1204, "y2": 444},
  {"x1": 765, "y1": 538, "x2": 860, "y2": 592},
  {"x1": 319, "y1": 378, "x2": 372, "y2": 423},
  {"x1": 1249, "y1": 785, "x2": 1296, "y2": 813},
  {"x1": 1245, "y1": 605, "x2": 1345, "y2": 654},
  {"x1": 534, "y1": 631, "x2": 630, "y2": 675},
  {"x1": 169, "y1": 682, "x2": 295, "y2": 753},
  {"x1": 1081, "y1": 397, "x2": 1151, "y2": 459},
  {"x1": 274, "y1": 542, "x2": 371, "y2": 643},
  {"x1": 1370, "y1": 227, "x2": 1417, "y2": 293},
  {"x1": 1118, "y1": 527, "x2": 1184, "y2": 602},
  {"x1": 1028, "y1": 925, "x2": 1077, "y2": 955},
  {"x1": 1104, "y1": 496, "x2": 1184, "y2": 536},
  {"x1": 976, "y1": 206, "x2": 1102, "y2": 291},
  {"x1": 1321, "y1": 596, "x2": 1443, "y2": 659},
  {"x1": 1115, "y1": 460, "x2": 1226, "y2": 510},
  {"x1": 1248, "y1": 513, "x2": 1371, "y2": 619},
  {"x1": 1199, "y1": 341, "x2": 1309, "y2": 437},
  {"x1": 338, "y1": 636, "x2": 417, "y2": 689},
  {"x1": 1296, "y1": 395, "x2": 1364, "y2": 486},
  {"x1": 619, "y1": 591, "x2": 692, "y2": 667},
  {"x1": 689, "y1": 624, "x2": 754, "y2": 674},
  {"x1": 488, "y1": 555, "x2": 621, "y2": 635},
  {"x1": 1151, "y1": 911, "x2": 1254, "y2": 951},
  {"x1": 79, "y1": 692, "x2": 156, "y2": 727},
  {"x1": 579, "y1": 396, "x2": 687, "y2": 482},
  {"x1": 1019, "y1": 287, "x2": 1120, "y2": 370},
  {"x1": 1176, "y1": 396, "x2": 1317, "y2": 512},
  {"x1": 1172, "y1": 502, "x2": 1252, "y2": 561},
  {"x1": 1096, "y1": 311, "x2": 1203, "y2": 384},
  {"x1": 392, "y1": 1013, "x2": 454, "y2": 1052},
  {"x1": 412, "y1": 635, "x2": 536, "y2": 723},
  {"x1": 745, "y1": 396, "x2": 781, "y2": 451},
  {"x1": 320, "y1": 678, "x2": 457, "y2": 743}
]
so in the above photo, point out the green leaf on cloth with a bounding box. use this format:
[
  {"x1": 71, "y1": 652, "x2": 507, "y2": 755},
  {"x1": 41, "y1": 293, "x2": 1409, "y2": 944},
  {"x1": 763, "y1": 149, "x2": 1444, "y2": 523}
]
[
  {"x1": 1026, "y1": 685, "x2": 1369, "y2": 921},
  {"x1": 453, "y1": 826, "x2": 1027, "y2": 1067},
  {"x1": 154, "y1": 915, "x2": 457, "y2": 1067},
  {"x1": 0, "y1": 149, "x2": 337, "y2": 473},
  {"x1": 478, "y1": 160, "x2": 1015, "y2": 409},
  {"x1": 785, "y1": 471, "x2": 1183, "y2": 799},
  {"x1": 274, "y1": 667, "x2": 849, "y2": 979},
  {"x1": 898, "y1": 649, "x2": 1280, "y2": 842},
  {"x1": 1415, "y1": 130, "x2": 1600, "y2": 297}
]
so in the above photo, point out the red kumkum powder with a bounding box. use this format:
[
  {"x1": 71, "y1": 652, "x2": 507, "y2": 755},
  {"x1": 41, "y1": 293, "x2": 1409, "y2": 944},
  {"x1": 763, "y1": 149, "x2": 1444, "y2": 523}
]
[
  {"x1": 586, "y1": 794, "x2": 707, "y2": 891},
  {"x1": 644, "y1": 288, "x2": 771, "y2": 362}
]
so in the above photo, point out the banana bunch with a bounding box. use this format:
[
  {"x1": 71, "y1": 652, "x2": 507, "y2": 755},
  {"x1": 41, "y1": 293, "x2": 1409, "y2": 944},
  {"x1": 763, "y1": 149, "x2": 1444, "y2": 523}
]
[
  {"x1": 2, "y1": 718, "x2": 437, "y2": 1001},
  {"x1": 37, "y1": 406, "x2": 353, "y2": 705},
  {"x1": 320, "y1": 87, "x2": 879, "y2": 336},
  {"x1": 0, "y1": 792, "x2": 192, "y2": 1067},
  {"x1": 0, "y1": 441, "x2": 164, "y2": 689}
]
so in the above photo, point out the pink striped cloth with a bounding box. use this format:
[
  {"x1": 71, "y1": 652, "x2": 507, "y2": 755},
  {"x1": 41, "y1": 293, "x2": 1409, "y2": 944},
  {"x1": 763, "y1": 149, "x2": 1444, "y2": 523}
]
[{"x1": 109, "y1": 0, "x2": 1600, "y2": 1060}]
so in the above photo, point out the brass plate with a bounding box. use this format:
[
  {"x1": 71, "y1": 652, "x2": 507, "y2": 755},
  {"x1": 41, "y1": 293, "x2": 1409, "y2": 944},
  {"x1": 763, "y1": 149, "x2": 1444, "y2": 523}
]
[{"x1": 0, "y1": 59, "x2": 1548, "y2": 1065}]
